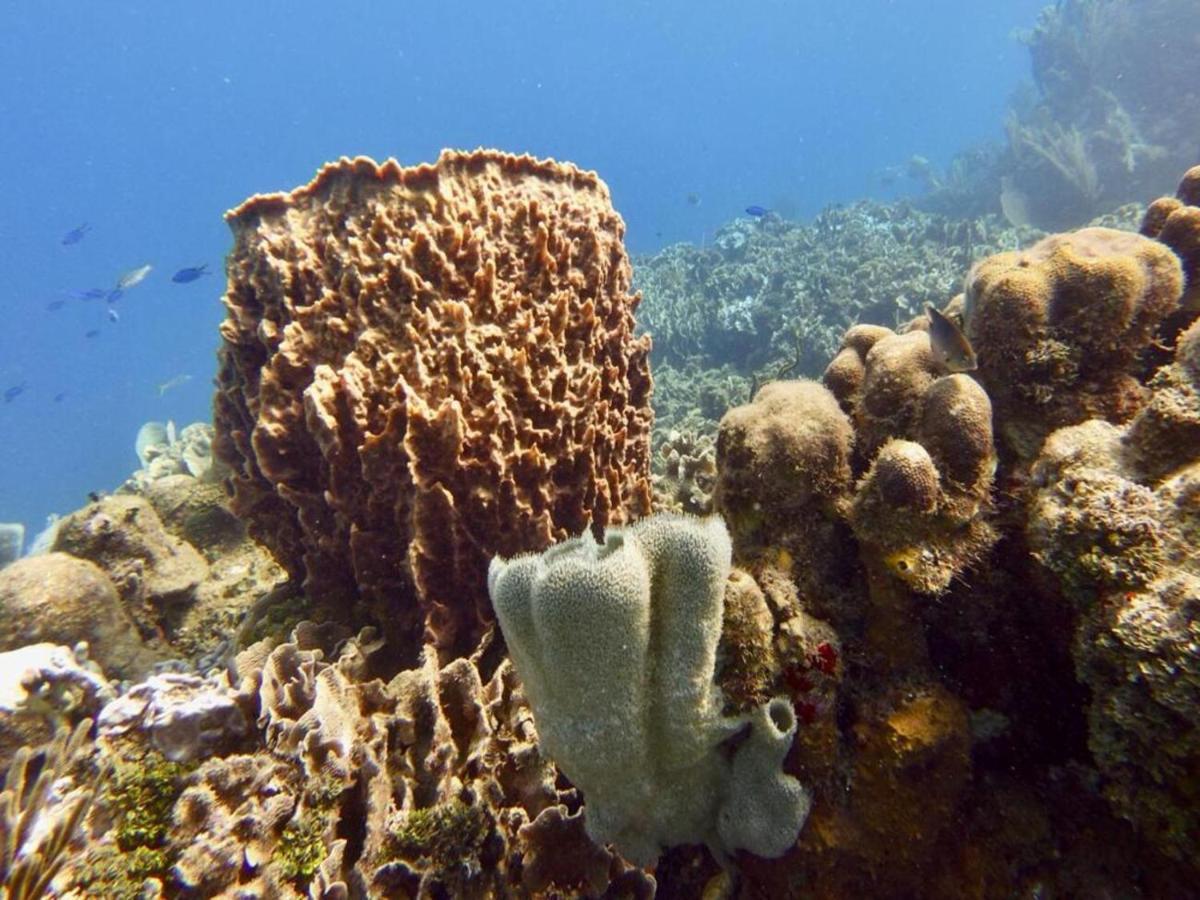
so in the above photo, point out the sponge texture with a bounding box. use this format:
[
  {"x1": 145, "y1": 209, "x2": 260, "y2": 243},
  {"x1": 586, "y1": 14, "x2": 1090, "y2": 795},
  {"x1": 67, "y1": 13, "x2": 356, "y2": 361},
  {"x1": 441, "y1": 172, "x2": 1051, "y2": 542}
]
[{"x1": 489, "y1": 513, "x2": 810, "y2": 864}]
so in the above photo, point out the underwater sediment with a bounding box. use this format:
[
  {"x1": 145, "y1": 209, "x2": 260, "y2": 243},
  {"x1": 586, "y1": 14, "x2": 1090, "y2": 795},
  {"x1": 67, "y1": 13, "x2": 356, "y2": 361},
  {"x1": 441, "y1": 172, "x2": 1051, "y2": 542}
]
[{"x1": 0, "y1": 151, "x2": 1198, "y2": 899}]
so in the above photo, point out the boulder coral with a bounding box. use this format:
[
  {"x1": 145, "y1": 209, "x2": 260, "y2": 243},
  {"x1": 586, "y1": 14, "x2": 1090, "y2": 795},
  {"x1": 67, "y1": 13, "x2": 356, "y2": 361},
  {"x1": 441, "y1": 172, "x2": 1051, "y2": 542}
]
[
  {"x1": 214, "y1": 150, "x2": 654, "y2": 663},
  {"x1": 821, "y1": 321, "x2": 997, "y2": 594},
  {"x1": 1140, "y1": 165, "x2": 1200, "y2": 311},
  {"x1": 0, "y1": 554, "x2": 157, "y2": 680},
  {"x1": 488, "y1": 513, "x2": 812, "y2": 866},
  {"x1": 714, "y1": 379, "x2": 854, "y2": 560},
  {"x1": 964, "y1": 227, "x2": 1183, "y2": 460}
]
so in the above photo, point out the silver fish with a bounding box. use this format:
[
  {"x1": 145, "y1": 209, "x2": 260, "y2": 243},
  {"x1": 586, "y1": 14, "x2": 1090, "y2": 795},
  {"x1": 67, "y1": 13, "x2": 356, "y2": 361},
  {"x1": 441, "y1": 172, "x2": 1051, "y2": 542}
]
[
  {"x1": 117, "y1": 264, "x2": 152, "y2": 290},
  {"x1": 157, "y1": 373, "x2": 192, "y2": 397},
  {"x1": 926, "y1": 304, "x2": 978, "y2": 373}
]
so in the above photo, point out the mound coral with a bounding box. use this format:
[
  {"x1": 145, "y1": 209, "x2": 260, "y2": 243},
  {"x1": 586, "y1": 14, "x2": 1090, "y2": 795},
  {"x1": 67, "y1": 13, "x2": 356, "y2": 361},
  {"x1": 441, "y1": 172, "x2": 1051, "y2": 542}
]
[
  {"x1": 821, "y1": 320, "x2": 997, "y2": 593},
  {"x1": 488, "y1": 513, "x2": 811, "y2": 866},
  {"x1": 1141, "y1": 164, "x2": 1200, "y2": 311},
  {"x1": 213, "y1": 150, "x2": 653, "y2": 662},
  {"x1": 964, "y1": 227, "x2": 1183, "y2": 460},
  {"x1": 1026, "y1": 330, "x2": 1200, "y2": 859}
]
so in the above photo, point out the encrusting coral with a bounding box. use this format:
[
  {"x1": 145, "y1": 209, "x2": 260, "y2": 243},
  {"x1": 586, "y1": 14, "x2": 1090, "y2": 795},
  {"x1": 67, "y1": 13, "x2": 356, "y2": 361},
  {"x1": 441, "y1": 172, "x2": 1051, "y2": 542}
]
[
  {"x1": 214, "y1": 150, "x2": 654, "y2": 663},
  {"x1": 489, "y1": 513, "x2": 812, "y2": 866},
  {"x1": 1025, "y1": 316, "x2": 1200, "y2": 859}
]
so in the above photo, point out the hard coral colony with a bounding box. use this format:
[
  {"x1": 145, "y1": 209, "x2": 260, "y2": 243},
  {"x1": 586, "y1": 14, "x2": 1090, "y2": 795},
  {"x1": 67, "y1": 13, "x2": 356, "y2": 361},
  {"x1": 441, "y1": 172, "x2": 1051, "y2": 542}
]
[{"x1": 0, "y1": 138, "x2": 1198, "y2": 899}]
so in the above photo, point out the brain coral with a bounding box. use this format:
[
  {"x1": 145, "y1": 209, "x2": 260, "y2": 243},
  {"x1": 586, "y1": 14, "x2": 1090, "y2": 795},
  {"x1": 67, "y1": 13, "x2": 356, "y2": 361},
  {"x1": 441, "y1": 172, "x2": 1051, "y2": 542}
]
[
  {"x1": 964, "y1": 227, "x2": 1183, "y2": 460},
  {"x1": 214, "y1": 150, "x2": 654, "y2": 662}
]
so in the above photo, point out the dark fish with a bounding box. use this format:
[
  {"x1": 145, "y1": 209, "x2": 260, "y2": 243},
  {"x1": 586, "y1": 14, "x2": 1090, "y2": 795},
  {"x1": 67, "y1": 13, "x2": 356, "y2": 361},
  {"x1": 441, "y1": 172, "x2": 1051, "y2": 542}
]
[
  {"x1": 686, "y1": 192, "x2": 701, "y2": 207},
  {"x1": 65, "y1": 288, "x2": 107, "y2": 301},
  {"x1": 53, "y1": 392, "x2": 67, "y2": 403},
  {"x1": 171, "y1": 264, "x2": 209, "y2": 283},
  {"x1": 106, "y1": 289, "x2": 124, "y2": 304},
  {"x1": 4, "y1": 383, "x2": 27, "y2": 402},
  {"x1": 745, "y1": 205, "x2": 769, "y2": 217},
  {"x1": 45, "y1": 299, "x2": 66, "y2": 312},
  {"x1": 84, "y1": 328, "x2": 100, "y2": 339},
  {"x1": 61, "y1": 223, "x2": 91, "y2": 245},
  {"x1": 926, "y1": 304, "x2": 978, "y2": 373}
]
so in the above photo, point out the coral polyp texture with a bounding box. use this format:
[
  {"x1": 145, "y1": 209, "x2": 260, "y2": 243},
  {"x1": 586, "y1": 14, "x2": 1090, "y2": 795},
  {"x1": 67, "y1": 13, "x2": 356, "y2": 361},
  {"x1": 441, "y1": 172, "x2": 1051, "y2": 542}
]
[
  {"x1": 213, "y1": 150, "x2": 654, "y2": 661},
  {"x1": 1141, "y1": 164, "x2": 1200, "y2": 312},
  {"x1": 819, "y1": 321, "x2": 997, "y2": 593},
  {"x1": 963, "y1": 227, "x2": 1183, "y2": 460}
]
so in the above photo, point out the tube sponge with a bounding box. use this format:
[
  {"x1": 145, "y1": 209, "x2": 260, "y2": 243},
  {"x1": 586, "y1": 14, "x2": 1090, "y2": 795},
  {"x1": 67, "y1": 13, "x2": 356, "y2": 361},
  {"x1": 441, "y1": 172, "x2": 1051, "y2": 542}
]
[{"x1": 489, "y1": 513, "x2": 810, "y2": 865}]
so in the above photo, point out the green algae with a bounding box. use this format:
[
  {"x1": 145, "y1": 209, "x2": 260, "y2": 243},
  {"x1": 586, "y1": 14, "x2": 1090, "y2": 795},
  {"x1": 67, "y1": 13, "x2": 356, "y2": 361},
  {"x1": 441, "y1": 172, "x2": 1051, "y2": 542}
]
[
  {"x1": 274, "y1": 811, "x2": 330, "y2": 883},
  {"x1": 384, "y1": 799, "x2": 489, "y2": 869}
]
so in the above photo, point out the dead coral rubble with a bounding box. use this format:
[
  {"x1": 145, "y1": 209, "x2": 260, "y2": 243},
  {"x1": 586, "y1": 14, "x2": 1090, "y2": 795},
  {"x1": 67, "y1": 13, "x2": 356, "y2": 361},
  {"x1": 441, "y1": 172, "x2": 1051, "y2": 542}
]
[{"x1": 214, "y1": 150, "x2": 654, "y2": 663}]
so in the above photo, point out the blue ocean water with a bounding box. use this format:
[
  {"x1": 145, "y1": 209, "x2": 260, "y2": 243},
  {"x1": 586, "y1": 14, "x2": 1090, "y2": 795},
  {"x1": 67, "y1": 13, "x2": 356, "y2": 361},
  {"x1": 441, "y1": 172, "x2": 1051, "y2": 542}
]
[{"x1": 0, "y1": 0, "x2": 1046, "y2": 543}]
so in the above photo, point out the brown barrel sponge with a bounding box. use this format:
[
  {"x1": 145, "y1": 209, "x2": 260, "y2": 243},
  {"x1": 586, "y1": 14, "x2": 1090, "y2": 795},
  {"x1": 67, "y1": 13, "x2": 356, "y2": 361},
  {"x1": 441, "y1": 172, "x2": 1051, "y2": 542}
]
[{"x1": 213, "y1": 150, "x2": 654, "y2": 662}]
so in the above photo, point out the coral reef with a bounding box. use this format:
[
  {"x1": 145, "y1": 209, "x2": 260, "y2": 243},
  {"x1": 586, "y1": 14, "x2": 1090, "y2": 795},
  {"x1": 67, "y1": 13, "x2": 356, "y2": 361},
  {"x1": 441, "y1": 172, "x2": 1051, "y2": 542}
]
[
  {"x1": 1141, "y1": 164, "x2": 1200, "y2": 312},
  {"x1": 126, "y1": 422, "x2": 216, "y2": 493},
  {"x1": 635, "y1": 201, "x2": 1027, "y2": 377},
  {"x1": 1026, "y1": 332, "x2": 1200, "y2": 859},
  {"x1": 4, "y1": 152, "x2": 1200, "y2": 898},
  {"x1": 964, "y1": 227, "x2": 1183, "y2": 460},
  {"x1": 489, "y1": 513, "x2": 811, "y2": 865},
  {"x1": 0, "y1": 644, "x2": 112, "y2": 772},
  {"x1": 1, "y1": 720, "x2": 103, "y2": 900},
  {"x1": 0, "y1": 523, "x2": 23, "y2": 568},
  {"x1": 652, "y1": 427, "x2": 717, "y2": 515},
  {"x1": 998, "y1": 0, "x2": 1200, "y2": 229},
  {"x1": 47, "y1": 623, "x2": 657, "y2": 898},
  {"x1": 214, "y1": 150, "x2": 653, "y2": 664}
]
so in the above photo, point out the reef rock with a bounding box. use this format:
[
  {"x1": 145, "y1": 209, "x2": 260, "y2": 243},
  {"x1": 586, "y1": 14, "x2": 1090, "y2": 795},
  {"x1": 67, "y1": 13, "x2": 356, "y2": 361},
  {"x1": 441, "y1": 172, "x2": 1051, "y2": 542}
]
[
  {"x1": 214, "y1": 150, "x2": 654, "y2": 662},
  {"x1": 0, "y1": 642, "x2": 114, "y2": 771},
  {"x1": 52, "y1": 495, "x2": 208, "y2": 644},
  {"x1": 0, "y1": 553, "x2": 156, "y2": 679},
  {"x1": 97, "y1": 671, "x2": 251, "y2": 763}
]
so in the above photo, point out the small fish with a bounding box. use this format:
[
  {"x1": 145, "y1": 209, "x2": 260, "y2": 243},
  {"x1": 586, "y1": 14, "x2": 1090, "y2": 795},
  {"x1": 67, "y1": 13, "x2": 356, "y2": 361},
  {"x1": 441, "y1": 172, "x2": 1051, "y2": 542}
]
[
  {"x1": 116, "y1": 264, "x2": 152, "y2": 290},
  {"x1": 745, "y1": 205, "x2": 770, "y2": 218},
  {"x1": 53, "y1": 392, "x2": 67, "y2": 403},
  {"x1": 157, "y1": 373, "x2": 193, "y2": 397},
  {"x1": 84, "y1": 328, "x2": 100, "y2": 339},
  {"x1": 61, "y1": 223, "x2": 91, "y2": 245},
  {"x1": 686, "y1": 192, "x2": 701, "y2": 207},
  {"x1": 107, "y1": 307, "x2": 120, "y2": 323},
  {"x1": 45, "y1": 299, "x2": 66, "y2": 312},
  {"x1": 926, "y1": 304, "x2": 978, "y2": 373},
  {"x1": 171, "y1": 264, "x2": 209, "y2": 283},
  {"x1": 65, "y1": 288, "x2": 106, "y2": 301},
  {"x1": 3, "y1": 383, "x2": 26, "y2": 403},
  {"x1": 106, "y1": 288, "x2": 124, "y2": 304}
]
